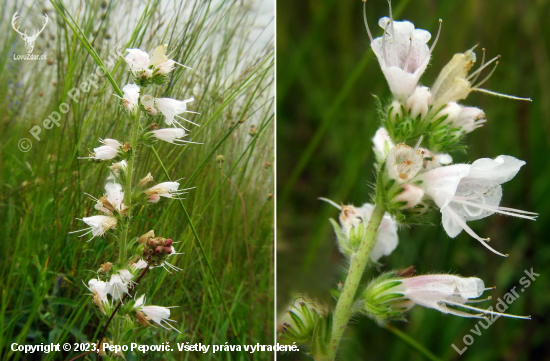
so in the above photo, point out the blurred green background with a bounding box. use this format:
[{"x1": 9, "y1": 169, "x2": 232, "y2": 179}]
[
  {"x1": 0, "y1": 0, "x2": 273, "y2": 360},
  {"x1": 277, "y1": 0, "x2": 550, "y2": 360}
]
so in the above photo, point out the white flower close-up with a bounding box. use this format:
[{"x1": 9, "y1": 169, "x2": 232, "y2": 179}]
[
  {"x1": 105, "y1": 274, "x2": 128, "y2": 300},
  {"x1": 392, "y1": 274, "x2": 530, "y2": 319},
  {"x1": 134, "y1": 295, "x2": 180, "y2": 332},
  {"x1": 122, "y1": 84, "x2": 140, "y2": 111},
  {"x1": 71, "y1": 215, "x2": 118, "y2": 241},
  {"x1": 369, "y1": 12, "x2": 434, "y2": 100},
  {"x1": 155, "y1": 97, "x2": 197, "y2": 129}
]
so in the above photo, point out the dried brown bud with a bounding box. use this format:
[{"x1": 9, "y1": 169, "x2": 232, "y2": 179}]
[
  {"x1": 135, "y1": 310, "x2": 150, "y2": 328},
  {"x1": 138, "y1": 173, "x2": 154, "y2": 188},
  {"x1": 98, "y1": 262, "x2": 112, "y2": 273}
]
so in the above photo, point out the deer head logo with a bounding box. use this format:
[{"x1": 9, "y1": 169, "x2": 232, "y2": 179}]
[{"x1": 12, "y1": 11, "x2": 49, "y2": 54}]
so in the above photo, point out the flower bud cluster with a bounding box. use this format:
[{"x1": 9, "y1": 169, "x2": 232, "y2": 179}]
[
  {"x1": 142, "y1": 237, "x2": 174, "y2": 267},
  {"x1": 278, "y1": 298, "x2": 331, "y2": 357},
  {"x1": 124, "y1": 45, "x2": 183, "y2": 87}
]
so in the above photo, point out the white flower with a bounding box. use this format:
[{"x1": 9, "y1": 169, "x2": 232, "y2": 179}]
[
  {"x1": 434, "y1": 102, "x2": 486, "y2": 134},
  {"x1": 155, "y1": 97, "x2": 197, "y2": 129},
  {"x1": 132, "y1": 259, "x2": 148, "y2": 271},
  {"x1": 372, "y1": 127, "x2": 395, "y2": 164},
  {"x1": 134, "y1": 295, "x2": 180, "y2": 332},
  {"x1": 386, "y1": 143, "x2": 424, "y2": 183},
  {"x1": 122, "y1": 84, "x2": 140, "y2": 111},
  {"x1": 325, "y1": 199, "x2": 398, "y2": 263},
  {"x1": 419, "y1": 156, "x2": 537, "y2": 256},
  {"x1": 109, "y1": 160, "x2": 127, "y2": 177},
  {"x1": 70, "y1": 215, "x2": 117, "y2": 241},
  {"x1": 125, "y1": 45, "x2": 190, "y2": 79},
  {"x1": 87, "y1": 278, "x2": 109, "y2": 303},
  {"x1": 88, "y1": 181, "x2": 125, "y2": 216},
  {"x1": 145, "y1": 181, "x2": 190, "y2": 202},
  {"x1": 105, "y1": 274, "x2": 128, "y2": 300},
  {"x1": 370, "y1": 17, "x2": 432, "y2": 100},
  {"x1": 105, "y1": 182, "x2": 125, "y2": 211},
  {"x1": 430, "y1": 47, "x2": 530, "y2": 108},
  {"x1": 80, "y1": 138, "x2": 122, "y2": 161},
  {"x1": 358, "y1": 204, "x2": 399, "y2": 262},
  {"x1": 141, "y1": 95, "x2": 157, "y2": 115},
  {"x1": 393, "y1": 274, "x2": 530, "y2": 319},
  {"x1": 118, "y1": 269, "x2": 134, "y2": 284},
  {"x1": 150, "y1": 44, "x2": 176, "y2": 75},
  {"x1": 152, "y1": 128, "x2": 189, "y2": 145},
  {"x1": 124, "y1": 49, "x2": 150, "y2": 71}
]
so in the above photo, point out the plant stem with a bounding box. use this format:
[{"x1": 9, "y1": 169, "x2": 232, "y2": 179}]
[
  {"x1": 323, "y1": 203, "x2": 386, "y2": 361},
  {"x1": 113, "y1": 109, "x2": 141, "y2": 348}
]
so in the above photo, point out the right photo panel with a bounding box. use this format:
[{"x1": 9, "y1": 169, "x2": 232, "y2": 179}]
[{"x1": 277, "y1": 0, "x2": 549, "y2": 360}]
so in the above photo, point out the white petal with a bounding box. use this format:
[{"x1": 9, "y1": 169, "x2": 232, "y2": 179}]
[
  {"x1": 466, "y1": 155, "x2": 525, "y2": 185},
  {"x1": 420, "y1": 164, "x2": 470, "y2": 208}
]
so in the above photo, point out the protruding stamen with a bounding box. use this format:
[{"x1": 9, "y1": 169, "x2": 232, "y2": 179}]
[
  {"x1": 174, "y1": 60, "x2": 192, "y2": 70},
  {"x1": 465, "y1": 296, "x2": 492, "y2": 303},
  {"x1": 445, "y1": 207, "x2": 508, "y2": 257},
  {"x1": 175, "y1": 114, "x2": 200, "y2": 127},
  {"x1": 445, "y1": 300, "x2": 532, "y2": 320},
  {"x1": 452, "y1": 198, "x2": 538, "y2": 220},
  {"x1": 467, "y1": 55, "x2": 499, "y2": 81},
  {"x1": 471, "y1": 48, "x2": 486, "y2": 84},
  {"x1": 363, "y1": 0, "x2": 373, "y2": 42},
  {"x1": 429, "y1": 19, "x2": 442, "y2": 54},
  {"x1": 472, "y1": 88, "x2": 532, "y2": 101},
  {"x1": 472, "y1": 61, "x2": 499, "y2": 89},
  {"x1": 318, "y1": 197, "x2": 342, "y2": 210}
]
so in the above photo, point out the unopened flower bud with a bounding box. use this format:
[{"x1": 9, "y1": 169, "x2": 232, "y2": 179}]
[
  {"x1": 387, "y1": 100, "x2": 403, "y2": 125},
  {"x1": 372, "y1": 127, "x2": 395, "y2": 164},
  {"x1": 393, "y1": 184, "x2": 424, "y2": 209},
  {"x1": 155, "y1": 245, "x2": 163, "y2": 253},
  {"x1": 455, "y1": 106, "x2": 486, "y2": 133},
  {"x1": 164, "y1": 247, "x2": 172, "y2": 254},
  {"x1": 434, "y1": 101, "x2": 462, "y2": 126},
  {"x1": 164, "y1": 239, "x2": 173, "y2": 247},
  {"x1": 405, "y1": 86, "x2": 431, "y2": 119}
]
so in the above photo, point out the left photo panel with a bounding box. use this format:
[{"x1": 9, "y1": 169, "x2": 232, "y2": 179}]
[{"x1": 1, "y1": 1, "x2": 273, "y2": 360}]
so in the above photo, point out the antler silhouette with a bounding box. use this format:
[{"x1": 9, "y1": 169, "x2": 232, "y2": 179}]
[
  {"x1": 31, "y1": 13, "x2": 49, "y2": 39},
  {"x1": 11, "y1": 12, "x2": 48, "y2": 41},
  {"x1": 11, "y1": 11, "x2": 28, "y2": 38}
]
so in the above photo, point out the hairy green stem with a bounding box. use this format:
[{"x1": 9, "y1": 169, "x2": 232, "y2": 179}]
[
  {"x1": 323, "y1": 203, "x2": 386, "y2": 361},
  {"x1": 114, "y1": 109, "x2": 141, "y2": 345}
]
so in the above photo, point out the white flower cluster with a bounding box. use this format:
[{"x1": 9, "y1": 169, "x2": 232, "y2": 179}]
[
  {"x1": 324, "y1": 3, "x2": 536, "y2": 325},
  {"x1": 365, "y1": 3, "x2": 536, "y2": 257}
]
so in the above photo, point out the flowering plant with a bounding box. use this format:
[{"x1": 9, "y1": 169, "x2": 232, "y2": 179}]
[
  {"x1": 71, "y1": 44, "x2": 197, "y2": 358},
  {"x1": 278, "y1": 2, "x2": 535, "y2": 360}
]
